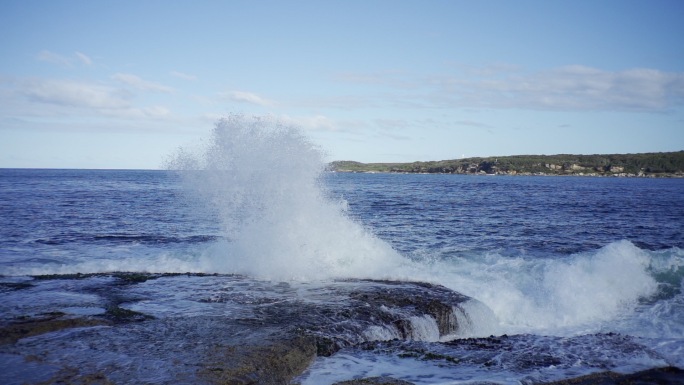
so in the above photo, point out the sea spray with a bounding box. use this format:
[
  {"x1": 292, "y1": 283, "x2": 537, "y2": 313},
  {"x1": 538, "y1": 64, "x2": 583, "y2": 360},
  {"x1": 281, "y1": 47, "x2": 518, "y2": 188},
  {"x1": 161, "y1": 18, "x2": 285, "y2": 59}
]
[
  {"x1": 414, "y1": 240, "x2": 664, "y2": 336},
  {"x1": 166, "y1": 118, "x2": 673, "y2": 334},
  {"x1": 168, "y1": 115, "x2": 404, "y2": 280}
]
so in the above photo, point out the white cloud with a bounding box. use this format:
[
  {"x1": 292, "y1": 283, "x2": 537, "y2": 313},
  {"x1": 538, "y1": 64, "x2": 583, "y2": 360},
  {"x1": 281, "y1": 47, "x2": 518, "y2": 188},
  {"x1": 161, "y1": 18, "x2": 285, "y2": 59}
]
[
  {"x1": 223, "y1": 90, "x2": 277, "y2": 107},
  {"x1": 101, "y1": 105, "x2": 172, "y2": 119},
  {"x1": 453, "y1": 120, "x2": 492, "y2": 129},
  {"x1": 433, "y1": 65, "x2": 684, "y2": 111},
  {"x1": 21, "y1": 78, "x2": 130, "y2": 109},
  {"x1": 36, "y1": 50, "x2": 93, "y2": 67},
  {"x1": 74, "y1": 52, "x2": 92, "y2": 66},
  {"x1": 170, "y1": 70, "x2": 197, "y2": 81},
  {"x1": 36, "y1": 50, "x2": 73, "y2": 67},
  {"x1": 333, "y1": 70, "x2": 415, "y2": 88},
  {"x1": 6, "y1": 77, "x2": 172, "y2": 121},
  {"x1": 295, "y1": 94, "x2": 381, "y2": 110},
  {"x1": 200, "y1": 113, "x2": 226, "y2": 123},
  {"x1": 374, "y1": 118, "x2": 412, "y2": 130},
  {"x1": 112, "y1": 73, "x2": 174, "y2": 93},
  {"x1": 335, "y1": 65, "x2": 684, "y2": 112},
  {"x1": 279, "y1": 114, "x2": 338, "y2": 132}
]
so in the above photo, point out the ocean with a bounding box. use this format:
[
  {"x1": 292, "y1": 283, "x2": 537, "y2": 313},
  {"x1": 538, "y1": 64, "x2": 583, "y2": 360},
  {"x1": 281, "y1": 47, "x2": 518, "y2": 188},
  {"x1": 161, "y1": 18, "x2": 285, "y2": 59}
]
[{"x1": 1, "y1": 119, "x2": 683, "y2": 384}]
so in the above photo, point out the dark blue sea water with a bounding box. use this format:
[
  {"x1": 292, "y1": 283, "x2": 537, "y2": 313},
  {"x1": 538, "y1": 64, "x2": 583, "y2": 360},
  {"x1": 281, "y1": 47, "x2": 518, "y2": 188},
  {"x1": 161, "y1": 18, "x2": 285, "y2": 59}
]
[
  {"x1": 3, "y1": 112, "x2": 684, "y2": 382},
  {"x1": 0, "y1": 169, "x2": 220, "y2": 272},
  {"x1": 329, "y1": 172, "x2": 684, "y2": 257},
  {"x1": 1, "y1": 167, "x2": 683, "y2": 384},
  {"x1": 3, "y1": 169, "x2": 681, "y2": 272}
]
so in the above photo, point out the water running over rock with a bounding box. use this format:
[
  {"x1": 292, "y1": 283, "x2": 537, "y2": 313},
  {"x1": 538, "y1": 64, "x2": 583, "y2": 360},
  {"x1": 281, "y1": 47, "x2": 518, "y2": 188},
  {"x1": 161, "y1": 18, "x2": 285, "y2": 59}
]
[{"x1": 0, "y1": 274, "x2": 475, "y2": 384}]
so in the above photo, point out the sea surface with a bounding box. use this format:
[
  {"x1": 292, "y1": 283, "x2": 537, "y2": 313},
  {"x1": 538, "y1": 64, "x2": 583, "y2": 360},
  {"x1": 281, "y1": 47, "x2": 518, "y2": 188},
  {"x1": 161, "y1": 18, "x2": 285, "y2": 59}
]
[
  {"x1": 1, "y1": 120, "x2": 683, "y2": 384},
  {"x1": 1, "y1": 168, "x2": 683, "y2": 384}
]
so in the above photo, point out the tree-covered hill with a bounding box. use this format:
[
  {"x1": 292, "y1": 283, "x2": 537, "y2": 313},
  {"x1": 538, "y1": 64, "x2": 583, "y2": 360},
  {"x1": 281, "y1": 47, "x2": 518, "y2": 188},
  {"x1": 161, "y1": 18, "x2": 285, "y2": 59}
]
[{"x1": 329, "y1": 151, "x2": 684, "y2": 177}]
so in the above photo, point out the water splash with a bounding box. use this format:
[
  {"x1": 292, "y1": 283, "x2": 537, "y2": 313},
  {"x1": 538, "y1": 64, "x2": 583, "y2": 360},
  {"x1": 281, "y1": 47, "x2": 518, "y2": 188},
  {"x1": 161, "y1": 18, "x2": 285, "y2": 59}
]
[
  {"x1": 414, "y1": 240, "x2": 676, "y2": 336},
  {"x1": 165, "y1": 117, "x2": 679, "y2": 337},
  {"x1": 168, "y1": 115, "x2": 404, "y2": 280}
]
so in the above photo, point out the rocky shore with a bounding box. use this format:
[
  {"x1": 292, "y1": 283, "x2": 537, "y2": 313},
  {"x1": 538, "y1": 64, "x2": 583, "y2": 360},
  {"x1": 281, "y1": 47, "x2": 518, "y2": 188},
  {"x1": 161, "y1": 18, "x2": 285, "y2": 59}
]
[
  {"x1": 329, "y1": 367, "x2": 684, "y2": 385},
  {"x1": 1, "y1": 273, "x2": 681, "y2": 384},
  {"x1": 1, "y1": 274, "x2": 473, "y2": 384}
]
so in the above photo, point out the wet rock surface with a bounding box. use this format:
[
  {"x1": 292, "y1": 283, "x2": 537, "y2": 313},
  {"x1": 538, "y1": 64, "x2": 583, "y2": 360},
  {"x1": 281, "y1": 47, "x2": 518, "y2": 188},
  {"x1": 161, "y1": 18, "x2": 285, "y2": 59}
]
[
  {"x1": 0, "y1": 313, "x2": 110, "y2": 345},
  {"x1": 332, "y1": 377, "x2": 416, "y2": 385},
  {"x1": 0, "y1": 273, "x2": 472, "y2": 385},
  {"x1": 329, "y1": 367, "x2": 684, "y2": 385},
  {"x1": 542, "y1": 366, "x2": 684, "y2": 385},
  {"x1": 296, "y1": 333, "x2": 679, "y2": 384},
  {"x1": 3, "y1": 273, "x2": 681, "y2": 385}
]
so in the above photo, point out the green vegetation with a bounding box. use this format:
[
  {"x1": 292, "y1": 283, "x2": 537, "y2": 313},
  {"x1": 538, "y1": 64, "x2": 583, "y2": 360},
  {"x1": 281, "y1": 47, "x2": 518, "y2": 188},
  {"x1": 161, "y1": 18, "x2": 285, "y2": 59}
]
[
  {"x1": 31, "y1": 272, "x2": 218, "y2": 283},
  {"x1": 329, "y1": 151, "x2": 684, "y2": 177},
  {"x1": 396, "y1": 347, "x2": 459, "y2": 364},
  {"x1": 0, "y1": 313, "x2": 108, "y2": 345},
  {"x1": 32, "y1": 273, "x2": 90, "y2": 280},
  {"x1": 104, "y1": 305, "x2": 154, "y2": 323}
]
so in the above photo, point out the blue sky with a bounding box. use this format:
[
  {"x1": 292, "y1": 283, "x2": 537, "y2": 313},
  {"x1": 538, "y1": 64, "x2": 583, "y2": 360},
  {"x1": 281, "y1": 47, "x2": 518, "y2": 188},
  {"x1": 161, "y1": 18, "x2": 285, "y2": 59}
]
[{"x1": 1, "y1": 0, "x2": 683, "y2": 169}]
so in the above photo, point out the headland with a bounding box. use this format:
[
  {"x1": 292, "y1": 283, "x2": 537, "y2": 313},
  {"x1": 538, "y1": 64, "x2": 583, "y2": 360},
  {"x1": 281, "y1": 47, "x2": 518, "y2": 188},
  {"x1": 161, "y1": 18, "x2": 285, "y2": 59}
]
[{"x1": 329, "y1": 151, "x2": 684, "y2": 177}]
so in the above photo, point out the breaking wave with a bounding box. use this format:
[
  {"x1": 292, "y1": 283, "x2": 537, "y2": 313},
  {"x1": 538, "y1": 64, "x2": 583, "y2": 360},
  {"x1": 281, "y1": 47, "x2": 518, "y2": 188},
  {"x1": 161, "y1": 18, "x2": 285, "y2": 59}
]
[
  {"x1": 416, "y1": 240, "x2": 684, "y2": 337},
  {"x1": 163, "y1": 115, "x2": 683, "y2": 338},
  {"x1": 4, "y1": 115, "x2": 681, "y2": 341}
]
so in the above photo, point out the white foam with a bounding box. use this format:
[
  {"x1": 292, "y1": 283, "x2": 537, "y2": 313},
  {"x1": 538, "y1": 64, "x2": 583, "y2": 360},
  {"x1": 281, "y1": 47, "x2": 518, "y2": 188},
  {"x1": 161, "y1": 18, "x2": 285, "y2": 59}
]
[
  {"x1": 297, "y1": 332, "x2": 675, "y2": 385},
  {"x1": 363, "y1": 325, "x2": 401, "y2": 341},
  {"x1": 414, "y1": 240, "x2": 671, "y2": 337},
  {"x1": 5, "y1": 115, "x2": 682, "y2": 344},
  {"x1": 407, "y1": 315, "x2": 440, "y2": 342},
  {"x1": 2, "y1": 251, "x2": 205, "y2": 276},
  {"x1": 450, "y1": 300, "x2": 501, "y2": 338}
]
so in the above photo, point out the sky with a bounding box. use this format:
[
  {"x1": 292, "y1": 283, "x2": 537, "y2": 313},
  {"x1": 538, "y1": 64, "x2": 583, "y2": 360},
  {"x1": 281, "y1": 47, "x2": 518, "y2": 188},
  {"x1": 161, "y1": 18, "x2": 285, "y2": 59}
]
[{"x1": 1, "y1": 0, "x2": 683, "y2": 169}]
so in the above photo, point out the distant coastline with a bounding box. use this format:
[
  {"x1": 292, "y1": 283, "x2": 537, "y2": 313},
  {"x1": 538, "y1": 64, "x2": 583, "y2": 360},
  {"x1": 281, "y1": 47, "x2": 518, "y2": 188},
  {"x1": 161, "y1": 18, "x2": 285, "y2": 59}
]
[{"x1": 329, "y1": 151, "x2": 684, "y2": 177}]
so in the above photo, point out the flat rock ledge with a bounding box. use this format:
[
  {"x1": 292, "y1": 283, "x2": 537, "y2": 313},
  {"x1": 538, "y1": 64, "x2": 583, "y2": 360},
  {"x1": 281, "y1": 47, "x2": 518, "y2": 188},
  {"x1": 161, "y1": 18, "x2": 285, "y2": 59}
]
[
  {"x1": 6, "y1": 274, "x2": 680, "y2": 385},
  {"x1": 332, "y1": 377, "x2": 416, "y2": 385},
  {"x1": 0, "y1": 274, "x2": 472, "y2": 385},
  {"x1": 199, "y1": 279, "x2": 472, "y2": 384},
  {"x1": 328, "y1": 367, "x2": 684, "y2": 385}
]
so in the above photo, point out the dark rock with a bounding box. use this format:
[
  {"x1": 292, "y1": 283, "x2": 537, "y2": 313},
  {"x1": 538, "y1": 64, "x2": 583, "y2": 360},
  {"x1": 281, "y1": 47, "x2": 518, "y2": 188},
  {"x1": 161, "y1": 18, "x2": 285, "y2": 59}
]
[
  {"x1": 103, "y1": 305, "x2": 155, "y2": 323},
  {"x1": 200, "y1": 334, "x2": 318, "y2": 385},
  {"x1": 348, "y1": 280, "x2": 468, "y2": 338},
  {"x1": 332, "y1": 377, "x2": 416, "y2": 385},
  {"x1": 4, "y1": 275, "x2": 680, "y2": 385},
  {"x1": 541, "y1": 366, "x2": 684, "y2": 385},
  {"x1": 1, "y1": 275, "x2": 474, "y2": 384},
  {"x1": 0, "y1": 314, "x2": 110, "y2": 345},
  {"x1": 0, "y1": 281, "x2": 34, "y2": 291},
  {"x1": 194, "y1": 279, "x2": 473, "y2": 384}
]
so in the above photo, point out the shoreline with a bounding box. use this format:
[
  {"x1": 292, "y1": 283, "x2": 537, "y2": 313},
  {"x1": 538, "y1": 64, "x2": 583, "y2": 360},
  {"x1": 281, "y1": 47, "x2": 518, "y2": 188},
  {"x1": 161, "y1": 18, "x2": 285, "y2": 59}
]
[
  {"x1": 4, "y1": 274, "x2": 681, "y2": 384},
  {"x1": 331, "y1": 169, "x2": 684, "y2": 178},
  {"x1": 328, "y1": 151, "x2": 684, "y2": 178}
]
